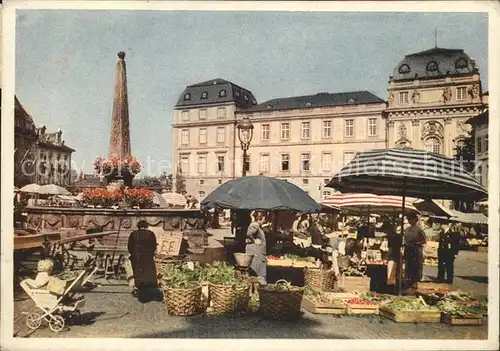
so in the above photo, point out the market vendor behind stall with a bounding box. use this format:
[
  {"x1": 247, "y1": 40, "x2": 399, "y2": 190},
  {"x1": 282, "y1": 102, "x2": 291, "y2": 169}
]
[{"x1": 245, "y1": 211, "x2": 268, "y2": 285}]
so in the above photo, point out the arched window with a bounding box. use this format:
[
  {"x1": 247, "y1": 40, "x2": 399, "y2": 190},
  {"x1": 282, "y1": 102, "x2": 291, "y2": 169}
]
[
  {"x1": 219, "y1": 89, "x2": 227, "y2": 97},
  {"x1": 425, "y1": 137, "x2": 441, "y2": 154},
  {"x1": 201, "y1": 91, "x2": 208, "y2": 99},
  {"x1": 455, "y1": 58, "x2": 468, "y2": 70},
  {"x1": 183, "y1": 93, "x2": 191, "y2": 101}
]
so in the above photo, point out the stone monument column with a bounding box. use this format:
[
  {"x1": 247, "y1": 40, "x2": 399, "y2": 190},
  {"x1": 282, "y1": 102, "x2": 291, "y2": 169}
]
[
  {"x1": 109, "y1": 51, "x2": 132, "y2": 159},
  {"x1": 107, "y1": 51, "x2": 134, "y2": 186}
]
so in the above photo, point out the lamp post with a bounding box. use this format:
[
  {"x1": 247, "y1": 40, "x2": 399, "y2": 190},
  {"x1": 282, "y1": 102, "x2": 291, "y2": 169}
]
[{"x1": 237, "y1": 116, "x2": 254, "y2": 177}]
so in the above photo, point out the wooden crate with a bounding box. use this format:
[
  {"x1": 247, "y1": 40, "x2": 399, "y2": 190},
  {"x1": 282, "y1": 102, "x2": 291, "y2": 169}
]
[
  {"x1": 322, "y1": 292, "x2": 358, "y2": 300},
  {"x1": 301, "y1": 295, "x2": 347, "y2": 315},
  {"x1": 379, "y1": 306, "x2": 441, "y2": 323},
  {"x1": 441, "y1": 314, "x2": 483, "y2": 325},
  {"x1": 476, "y1": 246, "x2": 488, "y2": 253},
  {"x1": 338, "y1": 276, "x2": 371, "y2": 293},
  {"x1": 346, "y1": 303, "x2": 379, "y2": 315},
  {"x1": 292, "y1": 260, "x2": 317, "y2": 268}
]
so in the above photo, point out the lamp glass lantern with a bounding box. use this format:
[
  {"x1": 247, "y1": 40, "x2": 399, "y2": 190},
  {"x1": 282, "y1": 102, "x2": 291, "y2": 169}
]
[{"x1": 237, "y1": 116, "x2": 254, "y2": 150}]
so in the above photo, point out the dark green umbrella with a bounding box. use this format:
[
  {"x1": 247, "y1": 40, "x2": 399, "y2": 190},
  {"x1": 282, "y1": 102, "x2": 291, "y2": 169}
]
[{"x1": 201, "y1": 176, "x2": 327, "y2": 213}]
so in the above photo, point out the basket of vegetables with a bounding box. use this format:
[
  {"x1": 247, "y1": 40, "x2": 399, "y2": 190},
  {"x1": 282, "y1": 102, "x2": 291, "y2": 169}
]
[
  {"x1": 380, "y1": 296, "x2": 441, "y2": 323},
  {"x1": 304, "y1": 267, "x2": 336, "y2": 291},
  {"x1": 206, "y1": 261, "x2": 250, "y2": 314},
  {"x1": 436, "y1": 296, "x2": 487, "y2": 325},
  {"x1": 161, "y1": 264, "x2": 205, "y2": 316},
  {"x1": 258, "y1": 279, "x2": 304, "y2": 321}
]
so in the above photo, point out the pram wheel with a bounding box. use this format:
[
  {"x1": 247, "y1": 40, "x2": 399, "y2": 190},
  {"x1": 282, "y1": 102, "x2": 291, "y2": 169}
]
[
  {"x1": 26, "y1": 312, "x2": 42, "y2": 330},
  {"x1": 49, "y1": 315, "x2": 65, "y2": 333}
]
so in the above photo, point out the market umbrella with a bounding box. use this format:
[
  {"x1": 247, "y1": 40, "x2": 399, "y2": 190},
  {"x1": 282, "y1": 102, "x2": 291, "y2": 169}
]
[
  {"x1": 201, "y1": 175, "x2": 325, "y2": 213},
  {"x1": 20, "y1": 183, "x2": 41, "y2": 193},
  {"x1": 326, "y1": 147, "x2": 487, "y2": 294},
  {"x1": 321, "y1": 193, "x2": 419, "y2": 215},
  {"x1": 152, "y1": 191, "x2": 169, "y2": 208},
  {"x1": 36, "y1": 184, "x2": 72, "y2": 196}
]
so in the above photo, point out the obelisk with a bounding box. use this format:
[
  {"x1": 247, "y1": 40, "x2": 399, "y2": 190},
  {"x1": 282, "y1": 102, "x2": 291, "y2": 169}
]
[{"x1": 108, "y1": 51, "x2": 132, "y2": 159}]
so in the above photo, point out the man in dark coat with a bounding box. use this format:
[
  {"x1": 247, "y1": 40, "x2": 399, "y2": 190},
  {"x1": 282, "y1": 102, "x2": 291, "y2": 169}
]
[
  {"x1": 128, "y1": 220, "x2": 158, "y2": 302},
  {"x1": 437, "y1": 222, "x2": 460, "y2": 284}
]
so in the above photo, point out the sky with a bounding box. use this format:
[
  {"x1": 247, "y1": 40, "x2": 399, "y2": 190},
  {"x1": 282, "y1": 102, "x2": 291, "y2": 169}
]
[{"x1": 15, "y1": 10, "x2": 488, "y2": 176}]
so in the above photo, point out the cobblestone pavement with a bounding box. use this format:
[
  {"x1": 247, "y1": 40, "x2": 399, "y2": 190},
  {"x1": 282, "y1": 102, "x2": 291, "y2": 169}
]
[{"x1": 13, "y1": 250, "x2": 488, "y2": 339}]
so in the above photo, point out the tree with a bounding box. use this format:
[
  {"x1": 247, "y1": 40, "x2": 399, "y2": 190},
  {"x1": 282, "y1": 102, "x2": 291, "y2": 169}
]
[
  {"x1": 175, "y1": 170, "x2": 186, "y2": 194},
  {"x1": 133, "y1": 172, "x2": 173, "y2": 191},
  {"x1": 454, "y1": 132, "x2": 476, "y2": 212}
]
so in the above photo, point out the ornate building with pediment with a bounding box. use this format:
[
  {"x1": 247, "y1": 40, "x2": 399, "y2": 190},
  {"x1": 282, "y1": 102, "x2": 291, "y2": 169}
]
[{"x1": 384, "y1": 47, "x2": 487, "y2": 158}]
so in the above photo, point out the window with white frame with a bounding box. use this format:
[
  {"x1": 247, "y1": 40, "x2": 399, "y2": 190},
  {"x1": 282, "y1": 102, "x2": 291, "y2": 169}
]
[
  {"x1": 261, "y1": 124, "x2": 270, "y2": 141},
  {"x1": 199, "y1": 191, "x2": 206, "y2": 198},
  {"x1": 476, "y1": 136, "x2": 482, "y2": 153},
  {"x1": 217, "y1": 155, "x2": 225, "y2": 173},
  {"x1": 181, "y1": 110, "x2": 189, "y2": 121},
  {"x1": 199, "y1": 109, "x2": 207, "y2": 120},
  {"x1": 323, "y1": 120, "x2": 332, "y2": 138},
  {"x1": 281, "y1": 154, "x2": 290, "y2": 171},
  {"x1": 197, "y1": 155, "x2": 207, "y2": 174},
  {"x1": 399, "y1": 92, "x2": 409, "y2": 105},
  {"x1": 198, "y1": 128, "x2": 207, "y2": 144},
  {"x1": 456, "y1": 87, "x2": 467, "y2": 101},
  {"x1": 260, "y1": 154, "x2": 270, "y2": 173},
  {"x1": 484, "y1": 135, "x2": 488, "y2": 152},
  {"x1": 180, "y1": 156, "x2": 189, "y2": 175},
  {"x1": 343, "y1": 152, "x2": 356, "y2": 166},
  {"x1": 322, "y1": 190, "x2": 331, "y2": 198},
  {"x1": 181, "y1": 129, "x2": 189, "y2": 145},
  {"x1": 425, "y1": 137, "x2": 441, "y2": 154},
  {"x1": 301, "y1": 153, "x2": 310, "y2": 171},
  {"x1": 322, "y1": 153, "x2": 332, "y2": 171},
  {"x1": 368, "y1": 118, "x2": 377, "y2": 136},
  {"x1": 281, "y1": 122, "x2": 290, "y2": 140},
  {"x1": 301, "y1": 122, "x2": 310, "y2": 139},
  {"x1": 344, "y1": 119, "x2": 354, "y2": 137},
  {"x1": 217, "y1": 107, "x2": 226, "y2": 118},
  {"x1": 217, "y1": 127, "x2": 226, "y2": 143},
  {"x1": 302, "y1": 178, "x2": 309, "y2": 185}
]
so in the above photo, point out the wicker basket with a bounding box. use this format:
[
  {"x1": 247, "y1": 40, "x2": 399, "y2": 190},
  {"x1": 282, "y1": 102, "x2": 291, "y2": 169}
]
[
  {"x1": 209, "y1": 284, "x2": 235, "y2": 314},
  {"x1": 305, "y1": 268, "x2": 336, "y2": 291},
  {"x1": 258, "y1": 279, "x2": 304, "y2": 321},
  {"x1": 164, "y1": 285, "x2": 202, "y2": 316},
  {"x1": 233, "y1": 282, "x2": 251, "y2": 312},
  {"x1": 234, "y1": 253, "x2": 254, "y2": 268}
]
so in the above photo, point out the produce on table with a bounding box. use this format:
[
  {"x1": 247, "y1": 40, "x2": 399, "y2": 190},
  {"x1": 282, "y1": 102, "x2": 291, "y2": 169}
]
[
  {"x1": 341, "y1": 266, "x2": 365, "y2": 277},
  {"x1": 346, "y1": 297, "x2": 376, "y2": 305},
  {"x1": 363, "y1": 292, "x2": 392, "y2": 304},
  {"x1": 384, "y1": 296, "x2": 432, "y2": 311}
]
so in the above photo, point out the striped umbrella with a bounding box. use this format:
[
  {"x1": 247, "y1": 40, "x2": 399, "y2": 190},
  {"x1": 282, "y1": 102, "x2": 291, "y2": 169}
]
[
  {"x1": 326, "y1": 147, "x2": 487, "y2": 200},
  {"x1": 152, "y1": 192, "x2": 169, "y2": 208},
  {"x1": 321, "y1": 193, "x2": 419, "y2": 215},
  {"x1": 326, "y1": 147, "x2": 487, "y2": 295},
  {"x1": 20, "y1": 183, "x2": 41, "y2": 193},
  {"x1": 37, "y1": 184, "x2": 72, "y2": 196}
]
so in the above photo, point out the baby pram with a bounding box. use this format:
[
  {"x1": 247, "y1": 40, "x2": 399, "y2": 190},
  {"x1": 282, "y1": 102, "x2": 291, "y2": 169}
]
[{"x1": 20, "y1": 270, "x2": 87, "y2": 333}]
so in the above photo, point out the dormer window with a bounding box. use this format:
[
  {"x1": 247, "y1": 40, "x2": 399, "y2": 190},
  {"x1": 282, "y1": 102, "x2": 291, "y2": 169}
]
[
  {"x1": 426, "y1": 61, "x2": 438, "y2": 72},
  {"x1": 305, "y1": 102, "x2": 312, "y2": 107},
  {"x1": 219, "y1": 89, "x2": 227, "y2": 97},
  {"x1": 183, "y1": 93, "x2": 191, "y2": 101},
  {"x1": 244, "y1": 95, "x2": 249, "y2": 101},
  {"x1": 348, "y1": 99, "x2": 356, "y2": 104},
  {"x1": 398, "y1": 64, "x2": 410, "y2": 74},
  {"x1": 266, "y1": 104, "x2": 273, "y2": 109},
  {"x1": 201, "y1": 91, "x2": 208, "y2": 99},
  {"x1": 235, "y1": 91, "x2": 240, "y2": 97},
  {"x1": 455, "y1": 58, "x2": 468, "y2": 69},
  {"x1": 252, "y1": 99, "x2": 257, "y2": 105}
]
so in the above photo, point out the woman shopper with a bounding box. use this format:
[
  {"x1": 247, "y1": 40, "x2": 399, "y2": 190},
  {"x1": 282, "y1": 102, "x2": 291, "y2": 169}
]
[
  {"x1": 245, "y1": 211, "x2": 268, "y2": 285},
  {"x1": 127, "y1": 220, "x2": 158, "y2": 302},
  {"x1": 437, "y1": 222, "x2": 461, "y2": 284},
  {"x1": 404, "y1": 213, "x2": 427, "y2": 288}
]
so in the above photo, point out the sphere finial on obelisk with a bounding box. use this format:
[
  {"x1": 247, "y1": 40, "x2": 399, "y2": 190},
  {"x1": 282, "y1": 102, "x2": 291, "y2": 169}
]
[{"x1": 117, "y1": 51, "x2": 126, "y2": 60}]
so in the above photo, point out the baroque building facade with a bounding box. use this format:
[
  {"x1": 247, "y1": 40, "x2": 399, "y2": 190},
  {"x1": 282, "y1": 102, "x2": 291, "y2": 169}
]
[
  {"x1": 172, "y1": 46, "x2": 488, "y2": 202},
  {"x1": 14, "y1": 96, "x2": 75, "y2": 187},
  {"x1": 385, "y1": 47, "x2": 486, "y2": 158},
  {"x1": 172, "y1": 78, "x2": 258, "y2": 197},
  {"x1": 236, "y1": 91, "x2": 386, "y2": 201}
]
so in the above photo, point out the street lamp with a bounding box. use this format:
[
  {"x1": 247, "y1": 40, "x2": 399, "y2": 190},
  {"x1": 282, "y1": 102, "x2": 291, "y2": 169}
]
[{"x1": 237, "y1": 116, "x2": 254, "y2": 177}]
